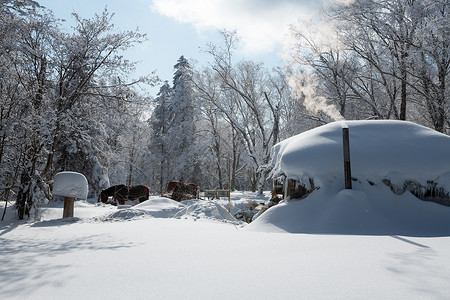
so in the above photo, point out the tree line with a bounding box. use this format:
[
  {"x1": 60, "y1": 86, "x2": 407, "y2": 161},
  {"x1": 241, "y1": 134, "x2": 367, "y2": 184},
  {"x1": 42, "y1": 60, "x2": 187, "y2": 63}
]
[
  {"x1": 287, "y1": 0, "x2": 449, "y2": 130},
  {"x1": 0, "y1": 1, "x2": 153, "y2": 219},
  {"x1": 1, "y1": 0, "x2": 448, "y2": 220}
]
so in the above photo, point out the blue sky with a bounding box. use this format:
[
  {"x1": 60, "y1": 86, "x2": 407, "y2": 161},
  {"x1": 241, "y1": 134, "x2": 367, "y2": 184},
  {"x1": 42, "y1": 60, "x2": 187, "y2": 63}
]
[{"x1": 37, "y1": 0, "x2": 330, "y2": 96}]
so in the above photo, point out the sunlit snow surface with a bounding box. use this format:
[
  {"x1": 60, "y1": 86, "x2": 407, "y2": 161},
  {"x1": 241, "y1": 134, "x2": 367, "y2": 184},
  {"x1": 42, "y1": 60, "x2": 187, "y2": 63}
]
[{"x1": 2, "y1": 190, "x2": 450, "y2": 299}]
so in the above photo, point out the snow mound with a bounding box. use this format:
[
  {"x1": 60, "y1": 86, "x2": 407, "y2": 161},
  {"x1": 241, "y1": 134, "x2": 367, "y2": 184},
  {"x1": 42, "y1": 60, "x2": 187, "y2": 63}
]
[
  {"x1": 174, "y1": 200, "x2": 238, "y2": 222},
  {"x1": 102, "y1": 196, "x2": 186, "y2": 221},
  {"x1": 52, "y1": 171, "x2": 88, "y2": 199},
  {"x1": 103, "y1": 208, "x2": 155, "y2": 222},
  {"x1": 247, "y1": 181, "x2": 450, "y2": 236},
  {"x1": 102, "y1": 199, "x2": 238, "y2": 223},
  {"x1": 255, "y1": 121, "x2": 450, "y2": 236},
  {"x1": 133, "y1": 196, "x2": 186, "y2": 218},
  {"x1": 134, "y1": 196, "x2": 184, "y2": 211},
  {"x1": 269, "y1": 120, "x2": 450, "y2": 187}
]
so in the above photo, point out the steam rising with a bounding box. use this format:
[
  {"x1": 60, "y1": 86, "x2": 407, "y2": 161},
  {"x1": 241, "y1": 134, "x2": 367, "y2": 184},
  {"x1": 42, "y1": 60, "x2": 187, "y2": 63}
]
[
  {"x1": 288, "y1": 71, "x2": 344, "y2": 121},
  {"x1": 334, "y1": 0, "x2": 355, "y2": 5}
]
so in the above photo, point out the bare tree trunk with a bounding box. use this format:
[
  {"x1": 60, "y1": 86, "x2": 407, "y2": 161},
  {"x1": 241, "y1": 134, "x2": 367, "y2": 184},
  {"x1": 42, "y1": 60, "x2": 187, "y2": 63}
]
[
  {"x1": 217, "y1": 156, "x2": 223, "y2": 190},
  {"x1": 16, "y1": 172, "x2": 32, "y2": 220},
  {"x1": 400, "y1": 53, "x2": 408, "y2": 120},
  {"x1": 160, "y1": 144, "x2": 164, "y2": 194},
  {"x1": 41, "y1": 121, "x2": 60, "y2": 179},
  {"x1": 434, "y1": 63, "x2": 447, "y2": 132}
]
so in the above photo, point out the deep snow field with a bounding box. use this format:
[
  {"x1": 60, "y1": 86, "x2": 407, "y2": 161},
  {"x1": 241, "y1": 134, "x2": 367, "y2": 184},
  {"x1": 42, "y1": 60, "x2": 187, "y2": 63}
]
[{"x1": 1, "y1": 187, "x2": 450, "y2": 300}]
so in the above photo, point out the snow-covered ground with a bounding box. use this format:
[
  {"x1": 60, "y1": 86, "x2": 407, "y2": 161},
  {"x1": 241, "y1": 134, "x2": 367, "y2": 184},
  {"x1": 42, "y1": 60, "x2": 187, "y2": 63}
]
[
  {"x1": 2, "y1": 120, "x2": 450, "y2": 299},
  {"x1": 1, "y1": 190, "x2": 450, "y2": 300}
]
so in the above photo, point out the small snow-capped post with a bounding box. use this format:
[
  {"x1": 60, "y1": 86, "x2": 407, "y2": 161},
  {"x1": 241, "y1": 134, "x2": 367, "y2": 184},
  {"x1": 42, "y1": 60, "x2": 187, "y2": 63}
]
[
  {"x1": 341, "y1": 122, "x2": 352, "y2": 189},
  {"x1": 52, "y1": 171, "x2": 88, "y2": 218}
]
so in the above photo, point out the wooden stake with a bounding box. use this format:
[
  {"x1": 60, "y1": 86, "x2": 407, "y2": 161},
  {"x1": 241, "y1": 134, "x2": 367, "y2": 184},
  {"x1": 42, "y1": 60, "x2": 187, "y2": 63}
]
[
  {"x1": 63, "y1": 197, "x2": 75, "y2": 218},
  {"x1": 284, "y1": 177, "x2": 288, "y2": 200},
  {"x1": 342, "y1": 127, "x2": 352, "y2": 189},
  {"x1": 228, "y1": 157, "x2": 231, "y2": 212}
]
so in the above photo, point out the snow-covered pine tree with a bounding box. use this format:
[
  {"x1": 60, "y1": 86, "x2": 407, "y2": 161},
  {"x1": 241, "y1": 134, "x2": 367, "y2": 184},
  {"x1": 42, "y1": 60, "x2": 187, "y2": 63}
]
[
  {"x1": 148, "y1": 81, "x2": 172, "y2": 193},
  {"x1": 166, "y1": 56, "x2": 202, "y2": 185}
]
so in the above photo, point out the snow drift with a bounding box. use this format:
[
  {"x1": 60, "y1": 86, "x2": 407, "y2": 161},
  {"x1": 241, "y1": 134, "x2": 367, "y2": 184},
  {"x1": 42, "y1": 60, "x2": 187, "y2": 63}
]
[
  {"x1": 174, "y1": 200, "x2": 237, "y2": 222},
  {"x1": 248, "y1": 179, "x2": 450, "y2": 236},
  {"x1": 102, "y1": 197, "x2": 184, "y2": 221},
  {"x1": 101, "y1": 196, "x2": 237, "y2": 223}
]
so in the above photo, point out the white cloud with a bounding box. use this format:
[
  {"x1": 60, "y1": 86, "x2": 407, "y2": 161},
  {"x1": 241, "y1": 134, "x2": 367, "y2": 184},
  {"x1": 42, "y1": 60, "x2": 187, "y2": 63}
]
[{"x1": 150, "y1": 0, "x2": 324, "y2": 54}]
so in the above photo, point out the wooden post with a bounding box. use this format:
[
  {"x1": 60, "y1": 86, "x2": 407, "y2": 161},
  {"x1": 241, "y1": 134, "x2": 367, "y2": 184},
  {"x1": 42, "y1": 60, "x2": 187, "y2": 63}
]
[
  {"x1": 284, "y1": 177, "x2": 289, "y2": 200},
  {"x1": 53, "y1": 171, "x2": 87, "y2": 219},
  {"x1": 63, "y1": 197, "x2": 75, "y2": 218},
  {"x1": 342, "y1": 127, "x2": 352, "y2": 189},
  {"x1": 228, "y1": 157, "x2": 231, "y2": 212}
]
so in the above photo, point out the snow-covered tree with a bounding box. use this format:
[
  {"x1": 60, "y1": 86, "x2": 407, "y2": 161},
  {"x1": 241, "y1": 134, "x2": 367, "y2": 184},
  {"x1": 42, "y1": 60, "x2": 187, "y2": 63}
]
[
  {"x1": 195, "y1": 30, "x2": 289, "y2": 194},
  {"x1": 166, "y1": 56, "x2": 202, "y2": 184},
  {"x1": 0, "y1": 3, "x2": 154, "y2": 219},
  {"x1": 286, "y1": 0, "x2": 449, "y2": 134},
  {"x1": 148, "y1": 81, "x2": 172, "y2": 193},
  {"x1": 412, "y1": 0, "x2": 450, "y2": 133},
  {"x1": 42, "y1": 9, "x2": 147, "y2": 180},
  {"x1": 147, "y1": 57, "x2": 206, "y2": 192},
  {"x1": 192, "y1": 67, "x2": 231, "y2": 190},
  {"x1": 334, "y1": 0, "x2": 423, "y2": 120},
  {"x1": 0, "y1": 1, "x2": 56, "y2": 219}
]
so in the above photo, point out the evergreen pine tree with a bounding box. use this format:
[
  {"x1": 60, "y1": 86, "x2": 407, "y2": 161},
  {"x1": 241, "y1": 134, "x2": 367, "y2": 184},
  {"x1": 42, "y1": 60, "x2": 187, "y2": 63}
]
[
  {"x1": 167, "y1": 56, "x2": 201, "y2": 184},
  {"x1": 149, "y1": 81, "x2": 172, "y2": 193}
]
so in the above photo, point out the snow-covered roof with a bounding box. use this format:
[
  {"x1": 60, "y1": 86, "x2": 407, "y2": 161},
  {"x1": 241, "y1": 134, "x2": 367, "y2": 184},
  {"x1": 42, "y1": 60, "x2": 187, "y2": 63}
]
[{"x1": 269, "y1": 120, "x2": 450, "y2": 188}]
